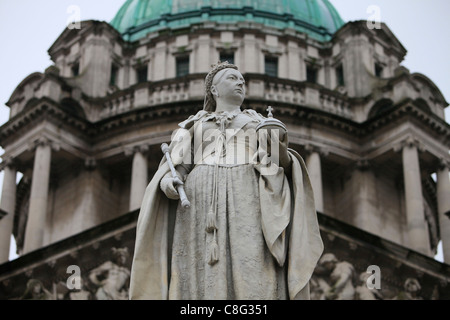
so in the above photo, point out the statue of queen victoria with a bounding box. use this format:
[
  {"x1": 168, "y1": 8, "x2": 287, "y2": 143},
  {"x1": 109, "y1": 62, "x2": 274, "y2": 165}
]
[{"x1": 129, "y1": 61, "x2": 323, "y2": 300}]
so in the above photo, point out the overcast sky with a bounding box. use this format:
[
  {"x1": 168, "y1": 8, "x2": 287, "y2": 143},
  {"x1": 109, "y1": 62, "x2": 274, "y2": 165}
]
[{"x1": 0, "y1": 1, "x2": 447, "y2": 261}]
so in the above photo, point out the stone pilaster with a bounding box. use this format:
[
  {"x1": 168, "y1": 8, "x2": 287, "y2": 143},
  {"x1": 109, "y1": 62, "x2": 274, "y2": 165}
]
[
  {"x1": 0, "y1": 159, "x2": 17, "y2": 262},
  {"x1": 399, "y1": 136, "x2": 430, "y2": 255},
  {"x1": 23, "y1": 138, "x2": 56, "y2": 253},
  {"x1": 126, "y1": 145, "x2": 149, "y2": 212},
  {"x1": 436, "y1": 159, "x2": 450, "y2": 263}
]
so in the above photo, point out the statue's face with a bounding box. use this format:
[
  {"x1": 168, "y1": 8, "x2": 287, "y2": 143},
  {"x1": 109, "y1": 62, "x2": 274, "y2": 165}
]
[
  {"x1": 210, "y1": 68, "x2": 246, "y2": 106},
  {"x1": 33, "y1": 283, "x2": 42, "y2": 294},
  {"x1": 323, "y1": 261, "x2": 335, "y2": 272},
  {"x1": 405, "y1": 279, "x2": 420, "y2": 293},
  {"x1": 117, "y1": 253, "x2": 127, "y2": 265}
]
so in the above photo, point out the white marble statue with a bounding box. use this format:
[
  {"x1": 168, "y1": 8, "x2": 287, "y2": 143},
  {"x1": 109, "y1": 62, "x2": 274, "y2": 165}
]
[{"x1": 129, "y1": 61, "x2": 323, "y2": 300}]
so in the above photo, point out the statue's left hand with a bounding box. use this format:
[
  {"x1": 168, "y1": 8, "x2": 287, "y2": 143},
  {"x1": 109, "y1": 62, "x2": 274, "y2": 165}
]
[{"x1": 261, "y1": 125, "x2": 287, "y2": 140}]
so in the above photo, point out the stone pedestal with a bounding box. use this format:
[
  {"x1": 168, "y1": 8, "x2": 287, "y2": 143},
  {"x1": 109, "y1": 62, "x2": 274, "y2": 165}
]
[
  {"x1": 0, "y1": 163, "x2": 17, "y2": 262},
  {"x1": 436, "y1": 163, "x2": 450, "y2": 263},
  {"x1": 24, "y1": 142, "x2": 52, "y2": 253}
]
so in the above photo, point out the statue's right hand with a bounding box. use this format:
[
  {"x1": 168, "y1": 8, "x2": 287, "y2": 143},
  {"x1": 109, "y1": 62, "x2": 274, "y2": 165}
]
[{"x1": 160, "y1": 176, "x2": 180, "y2": 200}]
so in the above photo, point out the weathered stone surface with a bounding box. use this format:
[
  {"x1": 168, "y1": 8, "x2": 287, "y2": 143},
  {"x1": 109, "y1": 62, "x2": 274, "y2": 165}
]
[{"x1": 0, "y1": 211, "x2": 448, "y2": 300}]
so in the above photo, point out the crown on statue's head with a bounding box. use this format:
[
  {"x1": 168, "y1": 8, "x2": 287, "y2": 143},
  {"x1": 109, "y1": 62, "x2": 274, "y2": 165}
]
[
  {"x1": 204, "y1": 61, "x2": 238, "y2": 93},
  {"x1": 203, "y1": 60, "x2": 239, "y2": 111}
]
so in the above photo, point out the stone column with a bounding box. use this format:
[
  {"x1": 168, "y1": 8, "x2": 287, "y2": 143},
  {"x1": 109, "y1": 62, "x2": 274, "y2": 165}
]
[
  {"x1": 436, "y1": 160, "x2": 450, "y2": 263},
  {"x1": 127, "y1": 145, "x2": 149, "y2": 212},
  {"x1": 305, "y1": 145, "x2": 326, "y2": 213},
  {"x1": 400, "y1": 137, "x2": 430, "y2": 255},
  {"x1": 23, "y1": 139, "x2": 53, "y2": 253},
  {"x1": 352, "y1": 159, "x2": 377, "y2": 233},
  {"x1": 0, "y1": 160, "x2": 17, "y2": 263}
]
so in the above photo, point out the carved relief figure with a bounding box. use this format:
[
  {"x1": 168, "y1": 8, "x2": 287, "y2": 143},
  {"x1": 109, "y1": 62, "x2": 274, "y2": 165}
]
[
  {"x1": 354, "y1": 272, "x2": 383, "y2": 300},
  {"x1": 393, "y1": 278, "x2": 423, "y2": 300},
  {"x1": 310, "y1": 274, "x2": 331, "y2": 300},
  {"x1": 89, "y1": 247, "x2": 130, "y2": 300},
  {"x1": 129, "y1": 61, "x2": 323, "y2": 300},
  {"x1": 67, "y1": 277, "x2": 93, "y2": 300},
  {"x1": 314, "y1": 253, "x2": 355, "y2": 300},
  {"x1": 20, "y1": 279, "x2": 53, "y2": 300}
]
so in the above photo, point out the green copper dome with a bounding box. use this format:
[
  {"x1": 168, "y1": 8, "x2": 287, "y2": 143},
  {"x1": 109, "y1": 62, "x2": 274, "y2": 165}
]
[{"x1": 110, "y1": 0, "x2": 345, "y2": 42}]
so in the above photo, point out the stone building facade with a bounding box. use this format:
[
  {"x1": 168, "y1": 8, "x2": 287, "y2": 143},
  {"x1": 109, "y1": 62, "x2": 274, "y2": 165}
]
[{"x1": 0, "y1": 0, "x2": 449, "y2": 300}]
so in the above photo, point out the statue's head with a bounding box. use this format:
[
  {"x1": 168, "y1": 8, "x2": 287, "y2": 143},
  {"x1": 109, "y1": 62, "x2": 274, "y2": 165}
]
[
  {"x1": 22, "y1": 279, "x2": 46, "y2": 299},
  {"x1": 27, "y1": 279, "x2": 43, "y2": 294},
  {"x1": 203, "y1": 61, "x2": 244, "y2": 111},
  {"x1": 404, "y1": 278, "x2": 421, "y2": 293},
  {"x1": 318, "y1": 253, "x2": 338, "y2": 271},
  {"x1": 112, "y1": 247, "x2": 129, "y2": 265}
]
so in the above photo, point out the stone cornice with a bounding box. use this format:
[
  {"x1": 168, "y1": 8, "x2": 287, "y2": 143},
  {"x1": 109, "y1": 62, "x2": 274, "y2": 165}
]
[
  {"x1": 2, "y1": 96, "x2": 449, "y2": 145},
  {"x1": 361, "y1": 100, "x2": 450, "y2": 136},
  {"x1": 0, "y1": 98, "x2": 88, "y2": 144},
  {"x1": 89, "y1": 100, "x2": 200, "y2": 138},
  {"x1": 1, "y1": 95, "x2": 449, "y2": 168}
]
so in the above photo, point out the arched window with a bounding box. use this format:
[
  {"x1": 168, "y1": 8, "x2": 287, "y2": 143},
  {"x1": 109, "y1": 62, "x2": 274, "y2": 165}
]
[
  {"x1": 368, "y1": 99, "x2": 394, "y2": 119},
  {"x1": 60, "y1": 98, "x2": 86, "y2": 119},
  {"x1": 414, "y1": 98, "x2": 432, "y2": 114}
]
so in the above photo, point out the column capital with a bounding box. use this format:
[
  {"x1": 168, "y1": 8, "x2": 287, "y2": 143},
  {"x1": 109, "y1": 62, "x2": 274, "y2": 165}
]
[
  {"x1": 355, "y1": 158, "x2": 371, "y2": 171},
  {"x1": 84, "y1": 157, "x2": 97, "y2": 171},
  {"x1": 27, "y1": 137, "x2": 60, "y2": 152},
  {"x1": 0, "y1": 157, "x2": 18, "y2": 172},
  {"x1": 124, "y1": 144, "x2": 150, "y2": 157},
  {"x1": 437, "y1": 157, "x2": 450, "y2": 171},
  {"x1": 393, "y1": 135, "x2": 425, "y2": 153},
  {"x1": 304, "y1": 143, "x2": 329, "y2": 157}
]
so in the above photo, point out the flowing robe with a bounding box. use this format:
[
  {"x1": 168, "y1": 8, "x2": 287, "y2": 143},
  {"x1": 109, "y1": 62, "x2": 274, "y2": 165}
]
[{"x1": 129, "y1": 109, "x2": 323, "y2": 300}]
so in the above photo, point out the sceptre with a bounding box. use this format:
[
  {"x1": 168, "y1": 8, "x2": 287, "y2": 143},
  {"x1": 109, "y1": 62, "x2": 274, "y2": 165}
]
[{"x1": 161, "y1": 143, "x2": 191, "y2": 209}]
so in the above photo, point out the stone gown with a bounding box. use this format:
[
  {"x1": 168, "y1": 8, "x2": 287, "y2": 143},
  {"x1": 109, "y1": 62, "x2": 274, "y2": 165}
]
[
  {"x1": 169, "y1": 110, "x2": 287, "y2": 299},
  {"x1": 129, "y1": 109, "x2": 324, "y2": 300}
]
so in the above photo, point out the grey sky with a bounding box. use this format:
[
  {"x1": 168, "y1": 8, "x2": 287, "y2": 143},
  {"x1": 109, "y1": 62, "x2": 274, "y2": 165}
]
[{"x1": 0, "y1": 1, "x2": 447, "y2": 261}]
